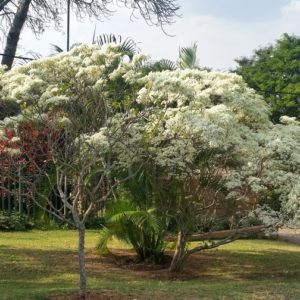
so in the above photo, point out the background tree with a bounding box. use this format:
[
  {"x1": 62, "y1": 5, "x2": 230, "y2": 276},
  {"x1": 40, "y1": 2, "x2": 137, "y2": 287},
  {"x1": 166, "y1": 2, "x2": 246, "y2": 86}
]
[
  {"x1": 0, "y1": 0, "x2": 62, "y2": 69},
  {"x1": 235, "y1": 33, "x2": 300, "y2": 123},
  {"x1": 1, "y1": 0, "x2": 179, "y2": 69},
  {"x1": 1, "y1": 0, "x2": 32, "y2": 70}
]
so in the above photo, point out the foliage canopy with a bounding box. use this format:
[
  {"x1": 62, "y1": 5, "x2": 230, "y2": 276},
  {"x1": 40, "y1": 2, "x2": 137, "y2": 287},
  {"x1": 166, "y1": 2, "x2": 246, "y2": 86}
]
[{"x1": 235, "y1": 33, "x2": 300, "y2": 122}]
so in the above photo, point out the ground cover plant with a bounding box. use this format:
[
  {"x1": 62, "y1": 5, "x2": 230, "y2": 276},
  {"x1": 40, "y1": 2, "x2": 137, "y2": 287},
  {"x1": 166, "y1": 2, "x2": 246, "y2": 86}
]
[
  {"x1": 0, "y1": 230, "x2": 300, "y2": 300},
  {"x1": 0, "y1": 211, "x2": 33, "y2": 231}
]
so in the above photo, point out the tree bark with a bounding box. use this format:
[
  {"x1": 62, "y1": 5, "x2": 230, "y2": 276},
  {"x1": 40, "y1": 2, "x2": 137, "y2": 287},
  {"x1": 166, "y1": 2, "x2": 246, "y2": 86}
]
[
  {"x1": 169, "y1": 230, "x2": 188, "y2": 272},
  {"x1": 0, "y1": 0, "x2": 11, "y2": 12},
  {"x1": 1, "y1": 0, "x2": 31, "y2": 70},
  {"x1": 165, "y1": 225, "x2": 267, "y2": 242},
  {"x1": 78, "y1": 224, "x2": 87, "y2": 299}
]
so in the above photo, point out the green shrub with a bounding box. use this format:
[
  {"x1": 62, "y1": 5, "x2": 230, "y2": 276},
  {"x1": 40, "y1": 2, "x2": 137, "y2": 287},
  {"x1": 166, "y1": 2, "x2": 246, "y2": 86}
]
[
  {"x1": 85, "y1": 216, "x2": 106, "y2": 229},
  {"x1": 97, "y1": 200, "x2": 165, "y2": 263},
  {"x1": 259, "y1": 190, "x2": 282, "y2": 211},
  {"x1": 0, "y1": 211, "x2": 34, "y2": 231},
  {"x1": 0, "y1": 100, "x2": 20, "y2": 120}
]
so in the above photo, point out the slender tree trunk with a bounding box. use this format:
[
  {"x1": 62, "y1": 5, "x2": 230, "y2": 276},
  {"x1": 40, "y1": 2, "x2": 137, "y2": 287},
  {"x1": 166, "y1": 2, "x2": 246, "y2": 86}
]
[
  {"x1": 169, "y1": 230, "x2": 188, "y2": 272},
  {"x1": 1, "y1": 0, "x2": 31, "y2": 70},
  {"x1": 78, "y1": 224, "x2": 87, "y2": 299}
]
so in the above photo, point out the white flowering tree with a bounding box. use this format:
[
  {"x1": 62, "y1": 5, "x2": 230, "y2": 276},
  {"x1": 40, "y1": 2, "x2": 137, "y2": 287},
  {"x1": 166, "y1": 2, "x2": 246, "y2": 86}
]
[
  {"x1": 110, "y1": 67, "x2": 297, "y2": 271},
  {"x1": 142, "y1": 70, "x2": 270, "y2": 272},
  {"x1": 0, "y1": 44, "x2": 148, "y2": 298},
  {"x1": 1, "y1": 43, "x2": 299, "y2": 283},
  {"x1": 254, "y1": 117, "x2": 300, "y2": 227}
]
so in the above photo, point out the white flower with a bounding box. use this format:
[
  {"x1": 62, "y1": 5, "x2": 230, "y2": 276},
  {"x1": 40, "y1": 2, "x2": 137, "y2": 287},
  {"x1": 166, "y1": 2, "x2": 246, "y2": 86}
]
[{"x1": 280, "y1": 115, "x2": 299, "y2": 125}]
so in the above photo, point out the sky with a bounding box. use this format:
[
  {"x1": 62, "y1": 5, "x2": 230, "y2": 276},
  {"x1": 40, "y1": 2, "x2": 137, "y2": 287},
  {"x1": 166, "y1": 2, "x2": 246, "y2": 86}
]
[{"x1": 9, "y1": 0, "x2": 300, "y2": 70}]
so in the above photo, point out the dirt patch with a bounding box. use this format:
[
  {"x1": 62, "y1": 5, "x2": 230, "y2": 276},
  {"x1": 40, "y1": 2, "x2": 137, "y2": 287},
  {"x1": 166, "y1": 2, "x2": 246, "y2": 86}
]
[
  {"x1": 90, "y1": 249, "x2": 201, "y2": 280},
  {"x1": 48, "y1": 290, "x2": 172, "y2": 300},
  {"x1": 104, "y1": 249, "x2": 172, "y2": 270},
  {"x1": 278, "y1": 228, "x2": 300, "y2": 245},
  {"x1": 49, "y1": 291, "x2": 131, "y2": 300}
]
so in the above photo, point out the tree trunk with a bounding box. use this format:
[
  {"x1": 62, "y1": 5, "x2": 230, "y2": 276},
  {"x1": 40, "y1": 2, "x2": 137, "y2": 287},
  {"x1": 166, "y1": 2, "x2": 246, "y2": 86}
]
[
  {"x1": 1, "y1": 0, "x2": 31, "y2": 70},
  {"x1": 78, "y1": 224, "x2": 87, "y2": 299},
  {"x1": 0, "y1": 0, "x2": 11, "y2": 12},
  {"x1": 169, "y1": 230, "x2": 188, "y2": 272}
]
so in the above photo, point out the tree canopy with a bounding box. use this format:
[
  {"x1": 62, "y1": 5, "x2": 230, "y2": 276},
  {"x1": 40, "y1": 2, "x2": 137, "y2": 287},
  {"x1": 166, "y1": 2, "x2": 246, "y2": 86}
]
[{"x1": 235, "y1": 33, "x2": 300, "y2": 123}]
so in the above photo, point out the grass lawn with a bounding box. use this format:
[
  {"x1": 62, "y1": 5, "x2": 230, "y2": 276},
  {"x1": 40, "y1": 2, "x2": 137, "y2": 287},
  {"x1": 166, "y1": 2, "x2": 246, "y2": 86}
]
[{"x1": 0, "y1": 230, "x2": 300, "y2": 299}]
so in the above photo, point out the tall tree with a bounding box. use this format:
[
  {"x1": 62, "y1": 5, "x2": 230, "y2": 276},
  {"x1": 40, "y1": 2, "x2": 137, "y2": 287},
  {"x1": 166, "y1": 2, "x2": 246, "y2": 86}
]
[
  {"x1": 1, "y1": 0, "x2": 62, "y2": 69},
  {"x1": 235, "y1": 33, "x2": 300, "y2": 123},
  {"x1": 0, "y1": 0, "x2": 11, "y2": 12},
  {"x1": 1, "y1": 0, "x2": 179, "y2": 69},
  {"x1": 1, "y1": 0, "x2": 31, "y2": 69}
]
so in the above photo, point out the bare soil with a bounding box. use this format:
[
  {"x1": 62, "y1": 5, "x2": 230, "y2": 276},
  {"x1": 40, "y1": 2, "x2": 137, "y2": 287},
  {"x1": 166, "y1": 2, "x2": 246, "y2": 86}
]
[
  {"x1": 90, "y1": 249, "x2": 202, "y2": 280},
  {"x1": 278, "y1": 228, "x2": 300, "y2": 245},
  {"x1": 49, "y1": 291, "x2": 130, "y2": 300}
]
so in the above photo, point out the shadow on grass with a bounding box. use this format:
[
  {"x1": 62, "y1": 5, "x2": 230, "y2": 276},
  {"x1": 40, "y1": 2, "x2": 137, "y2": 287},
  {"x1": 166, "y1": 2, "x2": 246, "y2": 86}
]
[
  {"x1": 0, "y1": 247, "x2": 75, "y2": 282},
  {"x1": 1, "y1": 244, "x2": 300, "y2": 284},
  {"x1": 180, "y1": 248, "x2": 300, "y2": 281},
  {"x1": 1, "y1": 244, "x2": 300, "y2": 300},
  {"x1": 0, "y1": 246, "x2": 133, "y2": 286}
]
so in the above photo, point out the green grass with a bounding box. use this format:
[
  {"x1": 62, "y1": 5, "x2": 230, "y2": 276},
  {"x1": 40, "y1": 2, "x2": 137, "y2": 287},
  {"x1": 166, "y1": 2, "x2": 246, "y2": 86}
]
[{"x1": 0, "y1": 230, "x2": 300, "y2": 299}]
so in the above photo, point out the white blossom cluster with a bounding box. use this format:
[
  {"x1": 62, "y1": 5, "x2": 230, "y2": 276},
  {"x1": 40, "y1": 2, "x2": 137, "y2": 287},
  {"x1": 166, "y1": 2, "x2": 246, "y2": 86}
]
[
  {"x1": 0, "y1": 44, "x2": 127, "y2": 126},
  {"x1": 0, "y1": 44, "x2": 299, "y2": 226}
]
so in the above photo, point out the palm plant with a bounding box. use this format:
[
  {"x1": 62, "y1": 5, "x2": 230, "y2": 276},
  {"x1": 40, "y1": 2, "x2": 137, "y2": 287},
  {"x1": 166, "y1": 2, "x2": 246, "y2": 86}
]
[
  {"x1": 51, "y1": 34, "x2": 198, "y2": 72},
  {"x1": 93, "y1": 33, "x2": 138, "y2": 60},
  {"x1": 142, "y1": 58, "x2": 176, "y2": 72},
  {"x1": 97, "y1": 199, "x2": 165, "y2": 262},
  {"x1": 142, "y1": 42, "x2": 200, "y2": 73}
]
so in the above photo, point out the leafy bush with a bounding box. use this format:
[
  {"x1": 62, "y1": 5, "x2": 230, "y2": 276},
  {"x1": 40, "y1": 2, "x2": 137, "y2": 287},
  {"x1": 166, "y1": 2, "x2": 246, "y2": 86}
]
[
  {"x1": 85, "y1": 216, "x2": 106, "y2": 229},
  {"x1": 259, "y1": 190, "x2": 282, "y2": 211},
  {"x1": 0, "y1": 100, "x2": 20, "y2": 120},
  {"x1": 240, "y1": 215, "x2": 263, "y2": 227},
  {"x1": 0, "y1": 211, "x2": 33, "y2": 231},
  {"x1": 97, "y1": 200, "x2": 165, "y2": 263}
]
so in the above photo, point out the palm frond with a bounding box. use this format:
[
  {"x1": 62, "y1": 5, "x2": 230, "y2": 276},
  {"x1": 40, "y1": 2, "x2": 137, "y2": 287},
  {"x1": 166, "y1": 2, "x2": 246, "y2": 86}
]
[
  {"x1": 92, "y1": 25, "x2": 97, "y2": 44},
  {"x1": 178, "y1": 42, "x2": 198, "y2": 69},
  {"x1": 141, "y1": 59, "x2": 176, "y2": 73},
  {"x1": 96, "y1": 227, "x2": 113, "y2": 253},
  {"x1": 157, "y1": 59, "x2": 177, "y2": 71},
  {"x1": 70, "y1": 43, "x2": 82, "y2": 50},
  {"x1": 94, "y1": 33, "x2": 138, "y2": 60},
  {"x1": 51, "y1": 44, "x2": 64, "y2": 54}
]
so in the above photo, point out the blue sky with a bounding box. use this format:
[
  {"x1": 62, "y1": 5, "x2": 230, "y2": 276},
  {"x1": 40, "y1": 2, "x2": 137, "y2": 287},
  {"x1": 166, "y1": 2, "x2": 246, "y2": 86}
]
[
  {"x1": 13, "y1": 0, "x2": 300, "y2": 69},
  {"x1": 184, "y1": 0, "x2": 291, "y2": 21}
]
